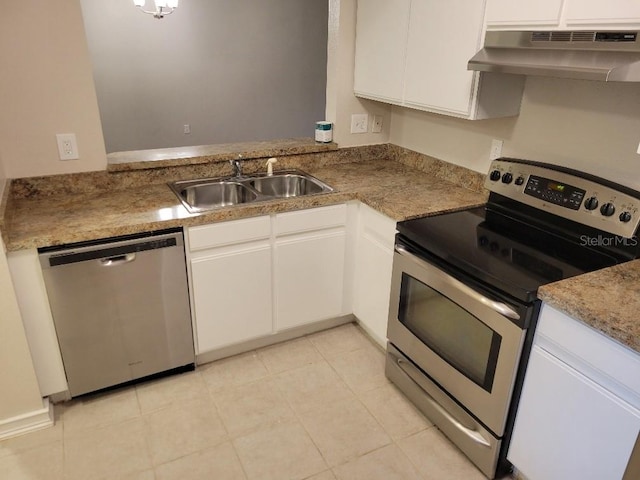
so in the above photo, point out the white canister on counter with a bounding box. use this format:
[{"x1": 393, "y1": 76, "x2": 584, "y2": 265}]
[{"x1": 315, "y1": 121, "x2": 333, "y2": 143}]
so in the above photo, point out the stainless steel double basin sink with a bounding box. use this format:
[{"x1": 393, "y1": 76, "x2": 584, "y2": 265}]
[{"x1": 169, "y1": 170, "x2": 334, "y2": 213}]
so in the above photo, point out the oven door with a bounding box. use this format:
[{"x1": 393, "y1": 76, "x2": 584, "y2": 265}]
[{"x1": 387, "y1": 242, "x2": 527, "y2": 437}]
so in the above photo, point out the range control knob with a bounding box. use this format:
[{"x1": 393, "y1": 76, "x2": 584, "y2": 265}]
[
  {"x1": 584, "y1": 197, "x2": 599, "y2": 211},
  {"x1": 490, "y1": 170, "x2": 501, "y2": 181},
  {"x1": 515, "y1": 176, "x2": 525, "y2": 186},
  {"x1": 501, "y1": 173, "x2": 513, "y2": 184},
  {"x1": 619, "y1": 211, "x2": 633, "y2": 223},
  {"x1": 600, "y1": 203, "x2": 616, "y2": 217}
]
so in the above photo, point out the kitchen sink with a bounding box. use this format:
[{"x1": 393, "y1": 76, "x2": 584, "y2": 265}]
[
  {"x1": 174, "y1": 181, "x2": 258, "y2": 211},
  {"x1": 248, "y1": 173, "x2": 328, "y2": 198},
  {"x1": 169, "y1": 170, "x2": 333, "y2": 213}
]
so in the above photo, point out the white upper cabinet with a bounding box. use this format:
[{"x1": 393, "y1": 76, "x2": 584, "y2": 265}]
[
  {"x1": 485, "y1": 0, "x2": 563, "y2": 28},
  {"x1": 354, "y1": 0, "x2": 411, "y2": 103},
  {"x1": 486, "y1": 0, "x2": 640, "y2": 30},
  {"x1": 354, "y1": 0, "x2": 524, "y2": 120},
  {"x1": 404, "y1": 0, "x2": 486, "y2": 115},
  {"x1": 565, "y1": 1, "x2": 640, "y2": 27}
]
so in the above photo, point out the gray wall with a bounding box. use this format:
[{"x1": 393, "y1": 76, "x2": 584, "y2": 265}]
[{"x1": 80, "y1": 0, "x2": 328, "y2": 153}]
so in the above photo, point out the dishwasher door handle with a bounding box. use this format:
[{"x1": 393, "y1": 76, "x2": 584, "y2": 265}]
[{"x1": 99, "y1": 253, "x2": 136, "y2": 267}]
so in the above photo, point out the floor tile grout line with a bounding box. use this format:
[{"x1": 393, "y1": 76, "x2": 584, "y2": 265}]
[
  {"x1": 305, "y1": 323, "x2": 442, "y2": 478},
  {"x1": 268, "y1": 327, "x2": 402, "y2": 473},
  {"x1": 24, "y1": 323, "x2": 504, "y2": 480},
  {"x1": 247, "y1": 339, "x2": 330, "y2": 477}
]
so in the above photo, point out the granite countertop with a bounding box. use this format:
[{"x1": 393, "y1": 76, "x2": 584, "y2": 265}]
[
  {"x1": 538, "y1": 260, "x2": 640, "y2": 354},
  {"x1": 2, "y1": 158, "x2": 487, "y2": 251},
  {"x1": 106, "y1": 137, "x2": 339, "y2": 172},
  {"x1": 4, "y1": 142, "x2": 638, "y2": 354}
]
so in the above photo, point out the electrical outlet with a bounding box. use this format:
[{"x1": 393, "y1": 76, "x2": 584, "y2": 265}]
[
  {"x1": 350, "y1": 113, "x2": 368, "y2": 134},
  {"x1": 372, "y1": 115, "x2": 383, "y2": 133},
  {"x1": 490, "y1": 139, "x2": 503, "y2": 160},
  {"x1": 183, "y1": 124, "x2": 191, "y2": 134},
  {"x1": 56, "y1": 133, "x2": 79, "y2": 160}
]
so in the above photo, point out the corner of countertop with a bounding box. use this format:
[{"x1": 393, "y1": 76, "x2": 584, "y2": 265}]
[{"x1": 538, "y1": 259, "x2": 640, "y2": 353}]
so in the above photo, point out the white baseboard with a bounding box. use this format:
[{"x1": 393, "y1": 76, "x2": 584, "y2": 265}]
[{"x1": 0, "y1": 398, "x2": 54, "y2": 440}]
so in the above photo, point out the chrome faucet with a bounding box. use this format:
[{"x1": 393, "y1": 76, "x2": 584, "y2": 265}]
[{"x1": 230, "y1": 156, "x2": 243, "y2": 177}]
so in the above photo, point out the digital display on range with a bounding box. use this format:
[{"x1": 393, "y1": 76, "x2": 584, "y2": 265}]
[
  {"x1": 547, "y1": 182, "x2": 565, "y2": 193},
  {"x1": 524, "y1": 175, "x2": 586, "y2": 210}
]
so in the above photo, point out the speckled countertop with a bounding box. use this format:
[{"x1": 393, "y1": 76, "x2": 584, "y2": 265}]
[
  {"x1": 3, "y1": 141, "x2": 638, "y2": 354},
  {"x1": 2, "y1": 154, "x2": 487, "y2": 251},
  {"x1": 539, "y1": 260, "x2": 640, "y2": 353},
  {"x1": 107, "y1": 137, "x2": 339, "y2": 172}
]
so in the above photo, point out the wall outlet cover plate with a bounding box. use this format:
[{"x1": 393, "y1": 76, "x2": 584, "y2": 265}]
[{"x1": 350, "y1": 113, "x2": 368, "y2": 134}]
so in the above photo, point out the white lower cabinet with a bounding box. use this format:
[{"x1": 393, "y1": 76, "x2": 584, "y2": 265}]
[
  {"x1": 274, "y1": 231, "x2": 346, "y2": 330},
  {"x1": 7, "y1": 249, "x2": 68, "y2": 396},
  {"x1": 352, "y1": 204, "x2": 396, "y2": 347},
  {"x1": 190, "y1": 244, "x2": 273, "y2": 352},
  {"x1": 187, "y1": 204, "x2": 349, "y2": 355},
  {"x1": 508, "y1": 304, "x2": 640, "y2": 480}
]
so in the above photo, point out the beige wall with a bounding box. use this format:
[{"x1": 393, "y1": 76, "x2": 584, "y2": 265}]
[
  {"x1": 326, "y1": 0, "x2": 391, "y2": 146},
  {"x1": 0, "y1": 236, "x2": 43, "y2": 419},
  {"x1": 390, "y1": 76, "x2": 640, "y2": 190},
  {"x1": 1, "y1": 0, "x2": 106, "y2": 179},
  {"x1": 0, "y1": 153, "x2": 6, "y2": 200}
]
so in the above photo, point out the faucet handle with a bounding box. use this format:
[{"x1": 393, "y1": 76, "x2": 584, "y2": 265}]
[
  {"x1": 230, "y1": 157, "x2": 243, "y2": 177},
  {"x1": 266, "y1": 157, "x2": 278, "y2": 176}
]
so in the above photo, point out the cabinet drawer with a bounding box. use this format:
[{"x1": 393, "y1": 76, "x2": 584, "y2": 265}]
[
  {"x1": 275, "y1": 204, "x2": 347, "y2": 236},
  {"x1": 360, "y1": 204, "x2": 396, "y2": 250},
  {"x1": 188, "y1": 216, "x2": 271, "y2": 251},
  {"x1": 537, "y1": 304, "x2": 640, "y2": 402}
]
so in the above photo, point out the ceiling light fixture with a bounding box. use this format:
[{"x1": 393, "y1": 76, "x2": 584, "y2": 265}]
[{"x1": 133, "y1": 0, "x2": 179, "y2": 19}]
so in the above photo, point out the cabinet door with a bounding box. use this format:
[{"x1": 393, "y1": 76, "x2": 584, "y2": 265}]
[
  {"x1": 274, "y1": 231, "x2": 346, "y2": 330},
  {"x1": 191, "y1": 244, "x2": 272, "y2": 353},
  {"x1": 353, "y1": 235, "x2": 394, "y2": 347},
  {"x1": 485, "y1": 0, "x2": 564, "y2": 27},
  {"x1": 508, "y1": 345, "x2": 640, "y2": 480},
  {"x1": 354, "y1": 0, "x2": 411, "y2": 103},
  {"x1": 565, "y1": 0, "x2": 640, "y2": 27},
  {"x1": 352, "y1": 205, "x2": 396, "y2": 347},
  {"x1": 403, "y1": 0, "x2": 485, "y2": 115}
]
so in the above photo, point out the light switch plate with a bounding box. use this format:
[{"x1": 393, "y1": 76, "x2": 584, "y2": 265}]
[{"x1": 350, "y1": 114, "x2": 368, "y2": 134}]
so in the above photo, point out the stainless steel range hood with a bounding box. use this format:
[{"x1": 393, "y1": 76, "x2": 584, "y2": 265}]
[{"x1": 468, "y1": 31, "x2": 640, "y2": 82}]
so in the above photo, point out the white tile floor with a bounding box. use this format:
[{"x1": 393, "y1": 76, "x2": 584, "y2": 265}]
[{"x1": 0, "y1": 323, "x2": 514, "y2": 480}]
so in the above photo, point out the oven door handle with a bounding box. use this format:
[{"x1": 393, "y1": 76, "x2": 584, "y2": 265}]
[
  {"x1": 391, "y1": 353, "x2": 492, "y2": 448},
  {"x1": 396, "y1": 244, "x2": 521, "y2": 321}
]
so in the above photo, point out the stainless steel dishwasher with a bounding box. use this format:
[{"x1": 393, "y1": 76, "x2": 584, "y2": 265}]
[{"x1": 39, "y1": 228, "x2": 194, "y2": 397}]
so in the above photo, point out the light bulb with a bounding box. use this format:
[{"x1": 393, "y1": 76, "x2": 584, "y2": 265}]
[{"x1": 154, "y1": 0, "x2": 177, "y2": 8}]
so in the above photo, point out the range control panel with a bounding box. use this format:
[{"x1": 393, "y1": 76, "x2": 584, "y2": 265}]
[{"x1": 485, "y1": 159, "x2": 640, "y2": 238}]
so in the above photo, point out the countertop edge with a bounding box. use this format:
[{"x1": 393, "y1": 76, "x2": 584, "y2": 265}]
[{"x1": 106, "y1": 138, "x2": 339, "y2": 172}]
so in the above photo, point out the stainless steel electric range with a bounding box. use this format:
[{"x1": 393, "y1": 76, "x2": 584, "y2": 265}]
[{"x1": 386, "y1": 158, "x2": 640, "y2": 478}]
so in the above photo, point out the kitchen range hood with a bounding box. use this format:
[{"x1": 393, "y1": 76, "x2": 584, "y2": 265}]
[{"x1": 468, "y1": 31, "x2": 640, "y2": 82}]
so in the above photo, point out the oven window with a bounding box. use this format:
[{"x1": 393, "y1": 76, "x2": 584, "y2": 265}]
[{"x1": 398, "y1": 273, "x2": 501, "y2": 392}]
